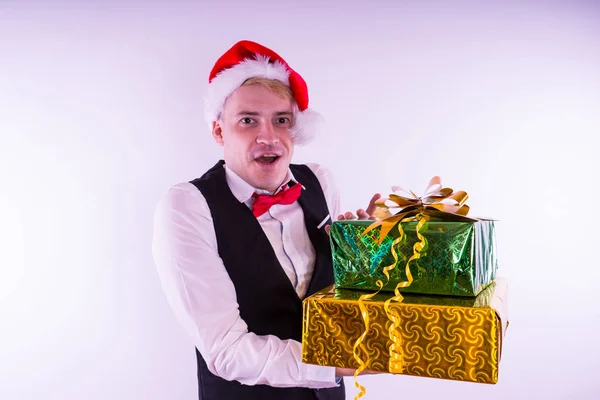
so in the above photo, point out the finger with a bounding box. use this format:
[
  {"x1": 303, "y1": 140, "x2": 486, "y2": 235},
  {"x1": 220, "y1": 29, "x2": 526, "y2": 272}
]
[
  {"x1": 362, "y1": 369, "x2": 380, "y2": 375},
  {"x1": 335, "y1": 367, "x2": 356, "y2": 377},
  {"x1": 337, "y1": 214, "x2": 346, "y2": 221},
  {"x1": 325, "y1": 225, "x2": 331, "y2": 235},
  {"x1": 344, "y1": 211, "x2": 357, "y2": 220},
  {"x1": 356, "y1": 209, "x2": 369, "y2": 220},
  {"x1": 365, "y1": 193, "x2": 382, "y2": 216}
]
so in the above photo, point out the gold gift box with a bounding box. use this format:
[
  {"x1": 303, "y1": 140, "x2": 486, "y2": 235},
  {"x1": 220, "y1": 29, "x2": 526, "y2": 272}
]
[{"x1": 302, "y1": 278, "x2": 508, "y2": 384}]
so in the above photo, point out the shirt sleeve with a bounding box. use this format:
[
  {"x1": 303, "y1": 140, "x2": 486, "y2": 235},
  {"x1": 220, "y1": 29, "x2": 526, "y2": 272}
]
[{"x1": 151, "y1": 182, "x2": 338, "y2": 388}]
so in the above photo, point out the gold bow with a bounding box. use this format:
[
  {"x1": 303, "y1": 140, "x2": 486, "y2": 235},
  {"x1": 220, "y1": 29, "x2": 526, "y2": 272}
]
[{"x1": 366, "y1": 176, "x2": 472, "y2": 242}]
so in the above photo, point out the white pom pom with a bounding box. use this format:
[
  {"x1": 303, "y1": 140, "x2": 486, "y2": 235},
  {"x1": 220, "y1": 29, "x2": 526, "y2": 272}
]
[{"x1": 290, "y1": 108, "x2": 324, "y2": 146}]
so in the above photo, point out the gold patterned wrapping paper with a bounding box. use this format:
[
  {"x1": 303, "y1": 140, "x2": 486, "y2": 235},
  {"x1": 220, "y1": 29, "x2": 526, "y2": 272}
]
[{"x1": 302, "y1": 277, "x2": 508, "y2": 384}]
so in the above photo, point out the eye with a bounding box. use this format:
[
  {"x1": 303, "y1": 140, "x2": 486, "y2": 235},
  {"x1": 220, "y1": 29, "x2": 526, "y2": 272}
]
[
  {"x1": 240, "y1": 117, "x2": 254, "y2": 124},
  {"x1": 276, "y1": 117, "x2": 291, "y2": 125}
]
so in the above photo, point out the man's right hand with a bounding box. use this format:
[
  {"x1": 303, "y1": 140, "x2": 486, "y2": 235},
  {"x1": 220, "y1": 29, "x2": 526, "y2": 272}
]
[{"x1": 335, "y1": 367, "x2": 378, "y2": 377}]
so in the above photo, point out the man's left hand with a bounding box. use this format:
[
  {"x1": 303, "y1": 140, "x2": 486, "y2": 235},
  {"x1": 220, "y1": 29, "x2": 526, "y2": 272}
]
[
  {"x1": 337, "y1": 193, "x2": 381, "y2": 221},
  {"x1": 325, "y1": 193, "x2": 381, "y2": 235}
]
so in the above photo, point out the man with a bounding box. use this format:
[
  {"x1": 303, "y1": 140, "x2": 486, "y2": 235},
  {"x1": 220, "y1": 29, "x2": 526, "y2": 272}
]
[{"x1": 152, "y1": 40, "x2": 378, "y2": 399}]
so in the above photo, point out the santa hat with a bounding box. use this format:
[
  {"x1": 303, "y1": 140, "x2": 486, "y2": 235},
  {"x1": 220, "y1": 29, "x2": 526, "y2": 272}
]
[{"x1": 204, "y1": 40, "x2": 323, "y2": 145}]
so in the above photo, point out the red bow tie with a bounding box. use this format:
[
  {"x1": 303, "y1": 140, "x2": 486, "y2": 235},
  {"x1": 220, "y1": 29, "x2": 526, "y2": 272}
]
[{"x1": 251, "y1": 183, "x2": 302, "y2": 217}]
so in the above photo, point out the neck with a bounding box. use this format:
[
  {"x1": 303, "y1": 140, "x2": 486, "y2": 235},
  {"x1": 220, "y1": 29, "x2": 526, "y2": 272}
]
[{"x1": 263, "y1": 178, "x2": 287, "y2": 195}]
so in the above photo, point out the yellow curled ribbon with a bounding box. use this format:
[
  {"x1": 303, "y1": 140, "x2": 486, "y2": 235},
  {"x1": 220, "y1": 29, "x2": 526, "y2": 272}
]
[{"x1": 351, "y1": 177, "x2": 472, "y2": 398}]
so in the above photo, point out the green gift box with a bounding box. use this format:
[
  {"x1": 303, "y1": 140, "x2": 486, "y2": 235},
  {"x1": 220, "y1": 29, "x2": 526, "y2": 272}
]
[{"x1": 330, "y1": 218, "x2": 497, "y2": 297}]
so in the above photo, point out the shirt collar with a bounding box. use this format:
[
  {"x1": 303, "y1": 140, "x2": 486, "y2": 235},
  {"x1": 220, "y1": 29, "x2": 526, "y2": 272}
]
[{"x1": 224, "y1": 164, "x2": 298, "y2": 206}]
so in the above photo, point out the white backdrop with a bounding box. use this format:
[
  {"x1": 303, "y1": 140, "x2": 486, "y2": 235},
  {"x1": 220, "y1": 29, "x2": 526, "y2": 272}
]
[{"x1": 1, "y1": 1, "x2": 599, "y2": 399}]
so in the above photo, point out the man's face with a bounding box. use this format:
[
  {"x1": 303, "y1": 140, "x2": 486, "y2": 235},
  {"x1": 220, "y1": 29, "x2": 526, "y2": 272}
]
[{"x1": 212, "y1": 84, "x2": 295, "y2": 193}]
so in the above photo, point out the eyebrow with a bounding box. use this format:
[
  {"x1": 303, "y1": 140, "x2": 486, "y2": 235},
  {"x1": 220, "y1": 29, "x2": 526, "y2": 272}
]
[{"x1": 235, "y1": 111, "x2": 293, "y2": 117}]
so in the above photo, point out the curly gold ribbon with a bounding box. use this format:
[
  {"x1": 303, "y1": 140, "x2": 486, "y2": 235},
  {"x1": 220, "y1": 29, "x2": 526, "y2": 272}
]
[
  {"x1": 351, "y1": 177, "x2": 471, "y2": 397},
  {"x1": 351, "y1": 226, "x2": 406, "y2": 399},
  {"x1": 352, "y1": 290, "x2": 377, "y2": 399},
  {"x1": 385, "y1": 212, "x2": 429, "y2": 373}
]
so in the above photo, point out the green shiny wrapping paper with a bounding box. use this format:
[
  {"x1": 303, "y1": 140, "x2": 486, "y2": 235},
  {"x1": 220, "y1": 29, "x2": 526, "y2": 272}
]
[{"x1": 330, "y1": 219, "x2": 497, "y2": 297}]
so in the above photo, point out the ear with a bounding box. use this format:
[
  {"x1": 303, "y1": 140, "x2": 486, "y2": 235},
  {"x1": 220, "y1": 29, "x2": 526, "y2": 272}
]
[{"x1": 211, "y1": 120, "x2": 224, "y2": 146}]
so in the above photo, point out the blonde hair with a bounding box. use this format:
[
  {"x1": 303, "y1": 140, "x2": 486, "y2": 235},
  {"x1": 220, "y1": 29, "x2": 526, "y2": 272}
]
[
  {"x1": 241, "y1": 77, "x2": 294, "y2": 101},
  {"x1": 218, "y1": 77, "x2": 309, "y2": 142}
]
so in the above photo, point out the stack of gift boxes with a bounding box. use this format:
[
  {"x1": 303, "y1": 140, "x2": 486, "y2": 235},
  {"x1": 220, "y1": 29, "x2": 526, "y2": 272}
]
[{"x1": 301, "y1": 180, "x2": 509, "y2": 385}]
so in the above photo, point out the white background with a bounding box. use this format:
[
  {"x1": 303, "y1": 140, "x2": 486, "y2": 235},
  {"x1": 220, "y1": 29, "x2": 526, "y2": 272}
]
[{"x1": 1, "y1": 1, "x2": 599, "y2": 399}]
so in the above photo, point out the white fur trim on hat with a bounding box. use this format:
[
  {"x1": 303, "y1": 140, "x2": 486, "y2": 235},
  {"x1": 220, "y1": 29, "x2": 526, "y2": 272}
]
[{"x1": 204, "y1": 55, "x2": 290, "y2": 124}]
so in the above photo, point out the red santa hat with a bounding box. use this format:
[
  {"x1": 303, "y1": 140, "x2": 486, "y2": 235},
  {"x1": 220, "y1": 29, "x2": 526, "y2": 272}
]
[{"x1": 204, "y1": 40, "x2": 323, "y2": 145}]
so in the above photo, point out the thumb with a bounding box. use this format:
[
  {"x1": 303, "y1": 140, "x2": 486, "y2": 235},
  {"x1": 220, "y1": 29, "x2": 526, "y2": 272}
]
[{"x1": 365, "y1": 193, "x2": 382, "y2": 216}]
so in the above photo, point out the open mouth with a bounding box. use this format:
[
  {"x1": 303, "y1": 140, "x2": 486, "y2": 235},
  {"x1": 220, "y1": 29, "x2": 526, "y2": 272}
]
[{"x1": 255, "y1": 154, "x2": 280, "y2": 165}]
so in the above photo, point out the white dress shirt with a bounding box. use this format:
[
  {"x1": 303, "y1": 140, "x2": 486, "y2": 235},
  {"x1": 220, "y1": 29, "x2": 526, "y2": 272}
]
[{"x1": 152, "y1": 162, "x2": 341, "y2": 388}]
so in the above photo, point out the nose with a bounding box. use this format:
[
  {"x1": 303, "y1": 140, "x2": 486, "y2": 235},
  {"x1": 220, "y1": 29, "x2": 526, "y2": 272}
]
[{"x1": 256, "y1": 121, "x2": 280, "y2": 145}]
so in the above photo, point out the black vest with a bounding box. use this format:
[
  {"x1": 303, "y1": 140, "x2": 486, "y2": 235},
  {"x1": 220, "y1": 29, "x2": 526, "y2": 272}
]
[{"x1": 189, "y1": 160, "x2": 345, "y2": 400}]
